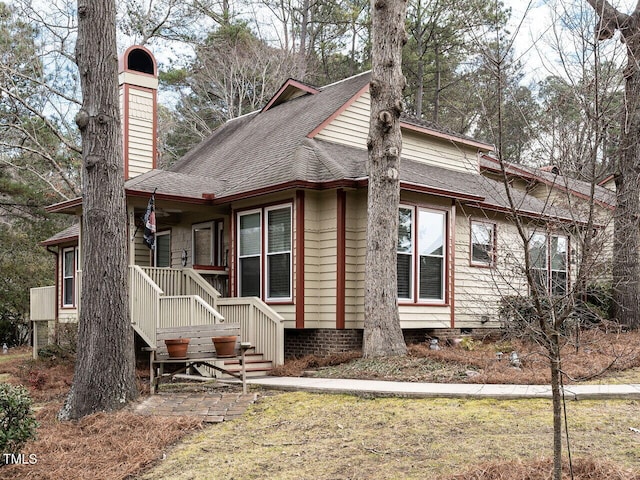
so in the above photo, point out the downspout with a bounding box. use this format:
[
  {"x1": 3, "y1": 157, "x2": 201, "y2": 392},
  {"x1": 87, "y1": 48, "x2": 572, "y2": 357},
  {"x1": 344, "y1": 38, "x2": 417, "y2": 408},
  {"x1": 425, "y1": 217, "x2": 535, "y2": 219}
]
[{"x1": 46, "y1": 246, "x2": 60, "y2": 345}]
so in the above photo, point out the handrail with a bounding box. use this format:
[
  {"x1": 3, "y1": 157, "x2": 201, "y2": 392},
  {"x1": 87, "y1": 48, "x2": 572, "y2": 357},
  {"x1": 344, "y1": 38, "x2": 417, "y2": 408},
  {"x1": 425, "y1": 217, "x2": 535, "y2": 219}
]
[
  {"x1": 129, "y1": 265, "x2": 163, "y2": 348},
  {"x1": 158, "y1": 295, "x2": 224, "y2": 328},
  {"x1": 218, "y1": 297, "x2": 285, "y2": 366},
  {"x1": 183, "y1": 268, "x2": 221, "y2": 309}
]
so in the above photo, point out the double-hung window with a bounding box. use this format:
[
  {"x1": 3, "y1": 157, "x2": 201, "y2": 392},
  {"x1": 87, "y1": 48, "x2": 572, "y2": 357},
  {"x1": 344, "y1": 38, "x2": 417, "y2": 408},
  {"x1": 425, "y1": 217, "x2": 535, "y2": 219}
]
[
  {"x1": 397, "y1": 206, "x2": 447, "y2": 303},
  {"x1": 238, "y1": 211, "x2": 261, "y2": 297},
  {"x1": 397, "y1": 207, "x2": 414, "y2": 300},
  {"x1": 266, "y1": 206, "x2": 292, "y2": 299},
  {"x1": 470, "y1": 221, "x2": 495, "y2": 266},
  {"x1": 237, "y1": 204, "x2": 292, "y2": 301},
  {"x1": 62, "y1": 247, "x2": 78, "y2": 307},
  {"x1": 529, "y1": 232, "x2": 568, "y2": 295}
]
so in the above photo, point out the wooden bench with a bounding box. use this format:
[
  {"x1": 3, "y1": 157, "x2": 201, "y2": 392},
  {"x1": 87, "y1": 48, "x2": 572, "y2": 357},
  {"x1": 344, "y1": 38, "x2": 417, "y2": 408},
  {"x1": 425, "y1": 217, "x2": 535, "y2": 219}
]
[{"x1": 147, "y1": 323, "x2": 253, "y2": 394}]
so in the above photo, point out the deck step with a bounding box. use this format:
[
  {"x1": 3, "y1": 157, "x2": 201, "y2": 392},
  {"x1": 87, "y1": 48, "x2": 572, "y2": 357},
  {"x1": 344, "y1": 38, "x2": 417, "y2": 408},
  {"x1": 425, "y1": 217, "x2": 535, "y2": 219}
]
[{"x1": 192, "y1": 353, "x2": 273, "y2": 379}]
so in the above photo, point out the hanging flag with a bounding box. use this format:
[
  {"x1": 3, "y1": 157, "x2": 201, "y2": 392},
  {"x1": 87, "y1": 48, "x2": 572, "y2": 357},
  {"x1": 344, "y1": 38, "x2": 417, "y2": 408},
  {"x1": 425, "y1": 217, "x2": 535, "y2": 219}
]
[{"x1": 142, "y1": 192, "x2": 156, "y2": 250}]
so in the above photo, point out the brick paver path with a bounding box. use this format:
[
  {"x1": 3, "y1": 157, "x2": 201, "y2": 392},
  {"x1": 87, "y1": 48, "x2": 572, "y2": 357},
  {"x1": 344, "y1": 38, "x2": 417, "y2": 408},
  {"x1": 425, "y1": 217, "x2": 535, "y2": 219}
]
[{"x1": 133, "y1": 392, "x2": 258, "y2": 423}]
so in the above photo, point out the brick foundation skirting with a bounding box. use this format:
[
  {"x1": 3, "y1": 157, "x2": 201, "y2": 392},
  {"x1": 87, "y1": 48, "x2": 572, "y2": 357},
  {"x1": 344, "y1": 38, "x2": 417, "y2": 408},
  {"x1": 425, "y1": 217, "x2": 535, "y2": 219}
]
[{"x1": 284, "y1": 327, "x2": 503, "y2": 358}]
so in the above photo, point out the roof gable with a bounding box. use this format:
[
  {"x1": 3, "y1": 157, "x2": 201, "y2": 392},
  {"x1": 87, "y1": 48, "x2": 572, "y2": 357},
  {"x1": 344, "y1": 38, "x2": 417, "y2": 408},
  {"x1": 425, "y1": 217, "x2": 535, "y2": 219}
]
[{"x1": 261, "y1": 78, "x2": 320, "y2": 112}]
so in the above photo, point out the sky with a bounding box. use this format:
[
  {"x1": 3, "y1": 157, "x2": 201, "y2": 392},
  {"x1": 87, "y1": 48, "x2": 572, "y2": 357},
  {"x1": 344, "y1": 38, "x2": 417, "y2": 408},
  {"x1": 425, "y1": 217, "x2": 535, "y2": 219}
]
[{"x1": 505, "y1": 0, "x2": 636, "y2": 84}]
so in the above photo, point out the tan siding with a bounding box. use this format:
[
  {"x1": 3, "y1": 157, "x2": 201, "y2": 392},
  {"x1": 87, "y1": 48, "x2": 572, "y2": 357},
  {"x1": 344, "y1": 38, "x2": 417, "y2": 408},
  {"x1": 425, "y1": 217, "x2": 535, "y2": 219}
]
[
  {"x1": 402, "y1": 130, "x2": 479, "y2": 174},
  {"x1": 314, "y1": 91, "x2": 481, "y2": 174},
  {"x1": 304, "y1": 191, "x2": 338, "y2": 329},
  {"x1": 399, "y1": 306, "x2": 451, "y2": 328},
  {"x1": 453, "y1": 207, "x2": 528, "y2": 329},
  {"x1": 315, "y1": 93, "x2": 370, "y2": 149},
  {"x1": 133, "y1": 228, "x2": 151, "y2": 267},
  {"x1": 126, "y1": 88, "x2": 154, "y2": 178},
  {"x1": 344, "y1": 190, "x2": 366, "y2": 328}
]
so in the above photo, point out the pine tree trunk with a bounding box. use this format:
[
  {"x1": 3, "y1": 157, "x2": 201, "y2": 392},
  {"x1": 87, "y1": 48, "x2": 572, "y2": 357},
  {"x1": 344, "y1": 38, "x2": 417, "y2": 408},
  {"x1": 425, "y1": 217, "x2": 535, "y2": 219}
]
[
  {"x1": 363, "y1": 0, "x2": 408, "y2": 358},
  {"x1": 59, "y1": 0, "x2": 137, "y2": 420},
  {"x1": 613, "y1": 33, "x2": 640, "y2": 330}
]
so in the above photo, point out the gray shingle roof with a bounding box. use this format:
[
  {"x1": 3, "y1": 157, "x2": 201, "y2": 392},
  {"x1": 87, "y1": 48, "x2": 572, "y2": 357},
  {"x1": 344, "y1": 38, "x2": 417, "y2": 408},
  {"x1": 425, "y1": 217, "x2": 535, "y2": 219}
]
[
  {"x1": 41, "y1": 223, "x2": 79, "y2": 245},
  {"x1": 479, "y1": 155, "x2": 615, "y2": 208},
  {"x1": 125, "y1": 169, "x2": 222, "y2": 200},
  {"x1": 125, "y1": 72, "x2": 580, "y2": 221}
]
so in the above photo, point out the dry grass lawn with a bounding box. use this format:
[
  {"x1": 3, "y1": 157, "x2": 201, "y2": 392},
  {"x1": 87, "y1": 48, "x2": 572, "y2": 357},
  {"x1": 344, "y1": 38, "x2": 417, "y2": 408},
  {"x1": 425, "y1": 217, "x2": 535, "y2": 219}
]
[
  {"x1": 139, "y1": 393, "x2": 640, "y2": 479},
  {"x1": 1, "y1": 329, "x2": 640, "y2": 479}
]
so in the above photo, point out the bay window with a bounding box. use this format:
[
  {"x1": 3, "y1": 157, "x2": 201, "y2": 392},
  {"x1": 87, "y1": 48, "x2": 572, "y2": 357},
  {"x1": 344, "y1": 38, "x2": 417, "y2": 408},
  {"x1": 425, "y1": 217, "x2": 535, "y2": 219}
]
[
  {"x1": 397, "y1": 206, "x2": 447, "y2": 303},
  {"x1": 237, "y1": 204, "x2": 292, "y2": 301}
]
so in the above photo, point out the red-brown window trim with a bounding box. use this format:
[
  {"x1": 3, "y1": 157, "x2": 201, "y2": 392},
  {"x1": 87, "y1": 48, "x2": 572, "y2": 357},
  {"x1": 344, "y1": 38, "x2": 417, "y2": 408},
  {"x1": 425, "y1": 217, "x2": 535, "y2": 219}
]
[{"x1": 397, "y1": 203, "x2": 451, "y2": 306}]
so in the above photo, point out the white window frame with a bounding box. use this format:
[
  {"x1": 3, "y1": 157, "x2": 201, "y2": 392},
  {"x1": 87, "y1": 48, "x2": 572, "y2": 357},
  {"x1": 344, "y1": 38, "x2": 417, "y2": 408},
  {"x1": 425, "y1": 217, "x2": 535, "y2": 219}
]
[
  {"x1": 397, "y1": 205, "x2": 415, "y2": 301},
  {"x1": 62, "y1": 247, "x2": 78, "y2": 307},
  {"x1": 528, "y1": 232, "x2": 569, "y2": 295},
  {"x1": 470, "y1": 220, "x2": 496, "y2": 267},
  {"x1": 265, "y1": 204, "x2": 293, "y2": 302},
  {"x1": 417, "y1": 208, "x2": 447, "y2": 303},
  {"x1": 396, "y1": 206, "x2": 447, "y2": 304},
  {"x1": 237, "y1": 209, "x2": 262, "y2": 297}
]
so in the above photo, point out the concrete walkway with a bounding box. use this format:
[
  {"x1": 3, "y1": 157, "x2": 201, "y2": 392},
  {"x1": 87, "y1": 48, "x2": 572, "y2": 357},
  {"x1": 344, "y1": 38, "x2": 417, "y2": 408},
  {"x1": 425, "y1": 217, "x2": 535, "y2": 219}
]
[
  {"x1": 247, "y1": 376, "x2": 640, "y2": 400},
  {"x1": 131, "y1": 377, "x2": 640, "y2": 422}
]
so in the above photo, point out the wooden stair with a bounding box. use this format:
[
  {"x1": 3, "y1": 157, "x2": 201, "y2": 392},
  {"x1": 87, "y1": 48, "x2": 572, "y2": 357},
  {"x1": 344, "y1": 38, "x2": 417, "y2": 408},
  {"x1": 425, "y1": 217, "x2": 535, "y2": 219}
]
[
  {"x1": 193, "y1": 352, "x2": 273, "y2": 380},
  {"x1": 220, "y1": 352, "x2": 274, "y2": 378}
]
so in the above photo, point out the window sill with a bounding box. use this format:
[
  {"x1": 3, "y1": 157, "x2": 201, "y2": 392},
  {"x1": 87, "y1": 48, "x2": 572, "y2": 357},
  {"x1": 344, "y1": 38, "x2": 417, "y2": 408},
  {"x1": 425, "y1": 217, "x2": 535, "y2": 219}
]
[
  {"x1": 193, "y1": 265, "x2": 228, "y2": 273},
  {"x1": 398, "y1": 301, "x2": 449, "y2": 307},
  {"x1": 469, "y1": 262, "x2": 495, "y2": 269},
  {"x1": 267, "y1": 300, "x2": 294, "y2": 305}
]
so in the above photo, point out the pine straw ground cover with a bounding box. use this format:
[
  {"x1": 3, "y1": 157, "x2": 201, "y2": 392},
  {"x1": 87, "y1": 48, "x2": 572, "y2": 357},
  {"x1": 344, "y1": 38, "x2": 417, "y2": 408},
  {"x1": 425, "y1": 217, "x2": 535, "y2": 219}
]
[
  {"x1": 1, "y1": 329, "x2": 640, "y2": 480},
  {"x1": 273, "y1": 329, "x2": 640, "y2": 385},
  {"x1": 0, "y1": 347, "x2": 202, "y2": 480}
]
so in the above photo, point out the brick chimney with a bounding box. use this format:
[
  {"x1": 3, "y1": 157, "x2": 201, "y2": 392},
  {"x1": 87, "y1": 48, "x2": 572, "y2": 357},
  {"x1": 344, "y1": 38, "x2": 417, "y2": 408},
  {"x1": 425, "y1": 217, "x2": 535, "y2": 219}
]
[{"x1": 118, "y1": 45, "x2": 158, "y2": 179}]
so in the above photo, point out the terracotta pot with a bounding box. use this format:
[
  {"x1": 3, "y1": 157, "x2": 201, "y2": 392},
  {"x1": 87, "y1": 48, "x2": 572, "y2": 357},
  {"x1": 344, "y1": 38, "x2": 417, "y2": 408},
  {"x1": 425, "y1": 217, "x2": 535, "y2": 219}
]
[
  {"x1": 212, "y1": 335, "x2": 237, "y2": 357},
  {"x1": 165, "y1": 338, "x2": 190, "y2": 358}
]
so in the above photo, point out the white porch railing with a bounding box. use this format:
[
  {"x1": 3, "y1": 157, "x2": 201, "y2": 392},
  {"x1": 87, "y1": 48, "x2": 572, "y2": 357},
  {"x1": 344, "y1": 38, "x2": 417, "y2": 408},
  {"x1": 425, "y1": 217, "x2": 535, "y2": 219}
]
[
  {"x1": 129, "y1": 266, "x2": 162, "y2": 347},
  {"x1": 158, "y1": 295, "x2": 224, "y2": 329},
  {"x1": 35, "y1": 266, "x2": 285, "y2": 366},
  {"x1": 30, "y1": 286, "x2": 56, "y2": 320},
  {"x1": 140, "y1": 267, "x2": 220, "y2": 309},
  {"x1": 218, "y1": 297, "x2": 285, "y2": 366}
]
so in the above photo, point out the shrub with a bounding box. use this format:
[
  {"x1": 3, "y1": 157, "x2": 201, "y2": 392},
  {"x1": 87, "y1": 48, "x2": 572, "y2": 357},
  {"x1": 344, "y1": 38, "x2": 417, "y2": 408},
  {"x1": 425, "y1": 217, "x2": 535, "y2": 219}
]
[
  {"x1": 0, "y1": 383, "x2": 38, "y2": 465},
  {"x1": 56, "y1": 323, "x2": 78, "y2": 354},
  {"x1": 37, "y1": 343, "x2": 74, "y2": 361},
  {"x1": 499, "y1": 287, "x2": 613, "y2": 337}
]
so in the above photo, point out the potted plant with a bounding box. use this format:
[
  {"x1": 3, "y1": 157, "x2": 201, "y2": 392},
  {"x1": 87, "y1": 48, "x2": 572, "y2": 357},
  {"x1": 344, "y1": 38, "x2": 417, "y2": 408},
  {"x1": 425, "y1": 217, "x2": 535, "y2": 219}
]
[
  {"x1": 212, "y1": 335, "x2": 237, "y2": 357},
  {"x1": 164, "y1": 337, "x2": 190, "y2": 358}
]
